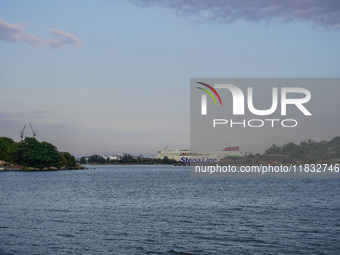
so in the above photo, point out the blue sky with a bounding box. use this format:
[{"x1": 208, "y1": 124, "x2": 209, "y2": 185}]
[{"x1": 1, "y1": 0, "x2": 340, "y2": 156}]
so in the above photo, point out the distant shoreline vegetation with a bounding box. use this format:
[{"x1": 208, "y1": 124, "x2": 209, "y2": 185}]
[
  {"x1": 79, "y1": 136, "x2": 340, "y2": 166},
  {"x1": 79, "y1": 154, "x2": 178, "y2": 165},
  {"x1": 2, "y1": 136, "x2": 340, "y2": 169},
  {"x1": 223, "y1": 136, "x2": 340, "y2": 165},
  {"x1": 0, "y1": 136, "x2": 78, "y2": 170}
]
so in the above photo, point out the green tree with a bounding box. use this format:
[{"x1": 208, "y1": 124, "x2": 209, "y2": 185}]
[
  {"x1": 80, "y1": 157, "x2": 87, "y2": 164},
  {"x1": 120, "y1": 153, "x2": 136, "y2": 163},
  {"x1": 0, "y1": 137, "x2": 17, "y2": 163},
  {"x1": 59, "y1": 152, "x2": 76, "y2": 167},
  {"x1": 88, "y1": 154, "x2": 106, "y2": 164},
  {"x1": 265, "y1": 144, "x2": 282, "y2": 154},
  {"x1": 162, "y1": 156, "x2": 173, "y2": 164},
  {"x1": 17, "y1": 137, "x2": 60, "y2": 168},
  {"x1": 329, "y1": 136, "x2": 340, "y2": 158}
]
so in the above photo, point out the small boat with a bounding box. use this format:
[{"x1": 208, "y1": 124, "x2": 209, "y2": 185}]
[{"x1": 0, "y1": 167, "x2": 4, "y2": 171}]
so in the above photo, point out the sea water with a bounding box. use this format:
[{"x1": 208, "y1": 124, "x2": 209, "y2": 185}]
[{"x1": 1, "y1": 165, "x2": 339, "y2": 254}]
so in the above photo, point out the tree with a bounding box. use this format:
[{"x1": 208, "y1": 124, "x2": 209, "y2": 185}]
[
  {"x1": 59, "y1": 152, "x2": 76, "y2": 167},
  {"x1": 88, "y1": 154, "x2": 106, "y2": 164},
  {"x1": 80, "y1": 157, "x2": 87, "y2": 164},
  {"x1": 17, "y1": 137, "x2": 60, "y2": 168},
  {"x1": 120, "y1": 153, "x2": 136, "y2": 163},
  {"x1": 162, "y1": 156, "x2": 173, "y2": 164},
  {"x1": 0, "y1": 137, "x2": 17, "y2": 163},
  {"x1": 329, "y1": 137, "x2": 340, "y2": 158},
  {"x1": 265, "y1": 144, "x2": 282, "y2": 154}
]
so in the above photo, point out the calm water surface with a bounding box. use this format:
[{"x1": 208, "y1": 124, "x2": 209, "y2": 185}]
[{"x1": 1, "y1": 165, "x2": 340, "y2": 254}]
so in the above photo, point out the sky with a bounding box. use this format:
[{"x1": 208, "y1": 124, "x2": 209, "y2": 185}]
[{"x1": 1, "y1": 0, "x2": 340, "y2": 157}]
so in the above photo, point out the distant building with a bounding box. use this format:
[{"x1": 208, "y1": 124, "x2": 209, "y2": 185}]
[
  {"x1": 259, "y1": 154, "x2": 287, "y2": 165},
  {"x1": 292, "y1": 159, "x2": 309, "y2": 164},
  {"x1": 103, "y1": 155, "x2": 121, "y2": 161},
  {"x1": 157, "y1": 147, "x2": 244, "y2": 162}
]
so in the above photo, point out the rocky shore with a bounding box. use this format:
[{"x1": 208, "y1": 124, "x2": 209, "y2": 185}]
[{"x1": 2, "y1": 165, "x2": 85, "y2": 171}]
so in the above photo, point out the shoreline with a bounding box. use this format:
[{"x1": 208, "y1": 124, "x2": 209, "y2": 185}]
[{"x1": 1, "y1": 165, "x2": 85, "y2": 171}]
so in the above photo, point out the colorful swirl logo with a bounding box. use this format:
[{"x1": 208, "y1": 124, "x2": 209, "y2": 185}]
[{"x1": 196, "y1": 82, "x2": 222, "y2": 106}]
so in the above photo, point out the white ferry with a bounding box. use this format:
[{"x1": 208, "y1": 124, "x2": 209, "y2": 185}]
[{"x1": 156, "y1": 146, "x2": 244, "y2": 163}]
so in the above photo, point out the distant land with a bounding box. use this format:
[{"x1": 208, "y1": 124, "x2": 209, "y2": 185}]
[
  {"x1": 78, "y1": 136, "x2": 340, "y2": 166},
  {"x1": 0, "y1": 136, "x2": 80, "y2": 170},
  {"x1": 0, "y1": 136, "x2": 178, "y2": 170},
  {"x1": 221, "y1": 136, "x2": 340, "y2": 165},
  {"x1": 77, "y1": 153, "x2": 178, "y2": 165},
  {"x1": 2, "y1": 136, "x2": 340, "y2": 170}
]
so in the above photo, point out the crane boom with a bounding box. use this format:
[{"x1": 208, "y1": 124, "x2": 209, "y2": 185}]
[
  {"x1": 29, "y1": 121, "x2": 37, "y2": 138},
  {"x1": 20, "y1": 124, "x2": 26, "y2": 141}
]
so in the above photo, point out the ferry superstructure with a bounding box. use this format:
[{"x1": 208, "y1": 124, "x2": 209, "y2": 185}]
[{"x1": 156, "y1": 147, "x2": 244, "y2": 162}]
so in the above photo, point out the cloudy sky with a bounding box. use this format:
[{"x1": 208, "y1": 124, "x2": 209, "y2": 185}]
[{"x1": 1, "y1": 0, "x2": 339, "y2": 156}]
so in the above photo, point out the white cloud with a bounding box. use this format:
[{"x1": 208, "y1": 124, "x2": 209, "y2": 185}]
[
  {"x1": 0, "y1": 18, "x2": 44, "y2": 46},
  {"x1": 48, "y1": 28, "x2": 84, "y2": 49},
  {"x1": 0, "y1": 18, "x2": 84, "y2": 49}
]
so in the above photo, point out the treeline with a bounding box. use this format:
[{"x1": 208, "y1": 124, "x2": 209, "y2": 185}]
[
  {"x1": 0, "y1": 136, "x2": 76, "y2": 168},
  {"x1": 265, "y1": 137, "x2": 340, "y2": 162},
  {"x1": 81, "y1": 154, "x2": 176, "y2": 165}
]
